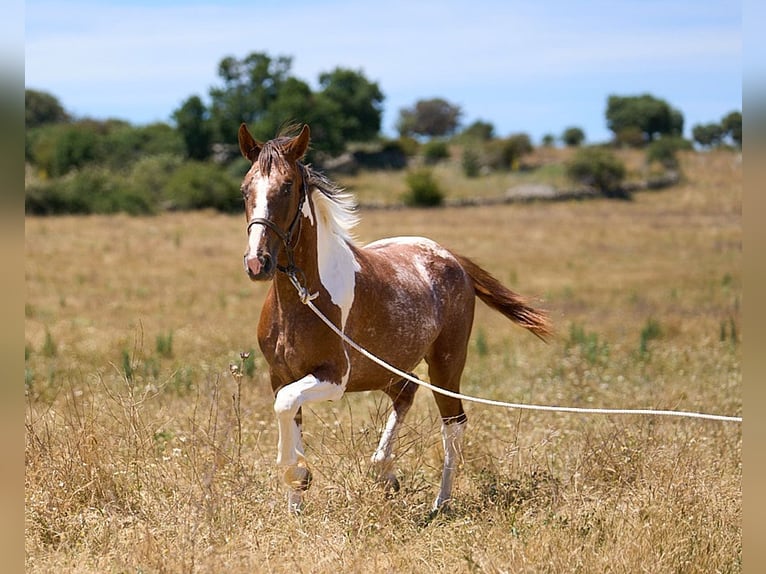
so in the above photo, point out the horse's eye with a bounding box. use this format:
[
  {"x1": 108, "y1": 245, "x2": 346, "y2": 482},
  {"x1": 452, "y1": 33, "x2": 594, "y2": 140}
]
[{"x1": 281, "y1": 181, "x2": 293, "y2": 194}]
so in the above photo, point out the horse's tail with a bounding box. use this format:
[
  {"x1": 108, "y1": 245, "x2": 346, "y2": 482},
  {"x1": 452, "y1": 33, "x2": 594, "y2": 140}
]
[{"x1": 452, "y1": 252, "x2": 553, "y2": 342}]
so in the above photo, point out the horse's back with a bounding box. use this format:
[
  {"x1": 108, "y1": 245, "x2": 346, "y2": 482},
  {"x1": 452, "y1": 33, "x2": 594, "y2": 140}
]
[
  {"x1": 340, "y1": 236, "x2": 475, "y2": 391},
  {"x1": 360, "y1": 236, "x2": 472, "y2": 306}
]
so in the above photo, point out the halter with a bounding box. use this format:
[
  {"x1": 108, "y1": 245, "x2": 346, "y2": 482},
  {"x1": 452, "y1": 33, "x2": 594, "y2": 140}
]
[{"x1": 245, "y1": 164, "x2": 309, "y2": 279}]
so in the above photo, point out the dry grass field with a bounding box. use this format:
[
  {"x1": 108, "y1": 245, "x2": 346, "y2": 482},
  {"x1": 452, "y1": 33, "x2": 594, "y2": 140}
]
[{"x1": 25, "y1": 150, "x2": 741, "y2": 573}]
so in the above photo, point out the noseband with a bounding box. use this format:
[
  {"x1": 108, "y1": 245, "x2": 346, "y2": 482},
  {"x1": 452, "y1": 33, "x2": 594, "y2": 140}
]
[{"x1": 245, "y1": 166, "x2": 309, "y2": 275}]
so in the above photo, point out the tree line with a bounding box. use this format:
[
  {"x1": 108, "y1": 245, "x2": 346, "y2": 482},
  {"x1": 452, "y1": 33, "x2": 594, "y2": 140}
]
[{"x1": 25, "y1": 51, "x2": 741, "y2": 215}]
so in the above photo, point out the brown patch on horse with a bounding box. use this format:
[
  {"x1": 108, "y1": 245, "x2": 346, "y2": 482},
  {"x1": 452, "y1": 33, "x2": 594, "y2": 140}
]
[{"x1": 450, "y1": 252, "x2": 553, "y2": 342}]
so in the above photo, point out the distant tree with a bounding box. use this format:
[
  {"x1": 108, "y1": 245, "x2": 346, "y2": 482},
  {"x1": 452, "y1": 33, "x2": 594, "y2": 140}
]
[
  {"x1": 29, "y1": 121, "x2": 102, "y2": 177},
  {"x1": 25, "y1": 89, "x2": 69, "y2": 128},
  {"x1": 173, "y1": 95, "x2": 212, "y2": 160},
  {"x1": 396, "y1": 98, "x2": 462, "y2": 138},
  {"x1": 541, "y1": 133, "x2": 556, "y2": 147},
  {"x1": 260, "y1": 77, "x2": 345, "y2": 156},
  {"x1": 562, "y1": 126, "x2": 585, "y2": 147},
  {"x1": 721, "y1": 110, "x2": 742, "y2": 148},
  {"x1": 692, "y1": 123, "x2": 725, "y2": 148},
  {"x1": 317, "y1": 67, "x2": 384, "y2": 142},
  {"x1": 484, "y1": 133, "x2": 533, "y2": 170},
  {"x1": 606, "y1": 94, "x2": 684, "y2": 145},
  {"x1": 208, "y1": 52, "x2": 293, "y2": 144},
  {"x1": 461, "y1": 120, "x2": 495, "y2": 141}
]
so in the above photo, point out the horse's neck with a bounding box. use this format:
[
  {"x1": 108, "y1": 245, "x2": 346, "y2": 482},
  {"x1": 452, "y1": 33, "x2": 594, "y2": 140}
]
[{"x1": 277, "y1": 191, "x2": 360, "y2": 330}]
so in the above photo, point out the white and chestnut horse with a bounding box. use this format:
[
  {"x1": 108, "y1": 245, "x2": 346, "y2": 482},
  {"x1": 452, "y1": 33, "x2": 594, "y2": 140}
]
[{"x1": 238, "y1": 123, "x2": 551, "y2": 514}]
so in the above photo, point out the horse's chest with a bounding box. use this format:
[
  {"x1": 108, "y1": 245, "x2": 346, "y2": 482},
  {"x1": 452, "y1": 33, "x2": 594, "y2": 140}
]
[{"x1": 258, "y1": 308, "x2": 343, "y2": 379}]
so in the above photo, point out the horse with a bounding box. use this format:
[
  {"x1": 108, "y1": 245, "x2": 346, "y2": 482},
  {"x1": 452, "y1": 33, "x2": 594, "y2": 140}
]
[{"x1": 237, "y1": 123, "x2": 552, "y2": 514}]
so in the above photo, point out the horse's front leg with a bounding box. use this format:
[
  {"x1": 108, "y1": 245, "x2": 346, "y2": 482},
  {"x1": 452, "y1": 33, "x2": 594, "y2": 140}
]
[{"x1": 273, "y1": 374, "x2": 345, "y2": 513}]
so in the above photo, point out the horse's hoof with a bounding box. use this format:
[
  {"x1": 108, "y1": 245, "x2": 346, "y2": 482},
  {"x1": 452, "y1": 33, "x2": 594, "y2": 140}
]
[{"x1": 299, "y1": 467, "x2": 312, "y2": 490}]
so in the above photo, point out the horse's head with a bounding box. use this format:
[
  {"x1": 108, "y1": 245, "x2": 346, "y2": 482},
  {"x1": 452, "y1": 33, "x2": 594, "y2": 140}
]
[{"x1": 238, "y1": 123, "x2": 311, "y2": 281}]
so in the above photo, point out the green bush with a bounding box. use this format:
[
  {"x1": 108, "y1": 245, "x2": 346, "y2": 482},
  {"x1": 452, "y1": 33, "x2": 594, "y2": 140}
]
[
  {"x1": 646, "y1": 136, "x2": 691, "y2": 170},
  {"x1": 25, "y1": 166, "x2": 155, "y2": 215},
  {"x1": 403, "y1": 168, "x2": 443, "y2": 207},
  {"x1": 162, "y1": 161, "x2": 241, "y2": 212},
  {"x1": 462, "y1": 147, "x2": 481, "y2": 178},
  {"x1": 422, "y1": 140, "x2": 449, "y2": 164},
  {"x1": 484, "y1": 133, "x2": 533, "y2": 171},
  {"x1": 390, "y1": 136, "x2": 419, "y2": 157},
  {"x1": 566, "y1": 147, "x2": 627, "y2": 197}
]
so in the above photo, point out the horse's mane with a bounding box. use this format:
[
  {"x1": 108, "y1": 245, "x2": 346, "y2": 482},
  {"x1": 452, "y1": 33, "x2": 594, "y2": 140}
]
[
  {"x1": 257, "y1": 126, "x2": 359, "y2": 244},
  {"x1": 305, "y1": 167, "x2": 359, "y2": 245}
]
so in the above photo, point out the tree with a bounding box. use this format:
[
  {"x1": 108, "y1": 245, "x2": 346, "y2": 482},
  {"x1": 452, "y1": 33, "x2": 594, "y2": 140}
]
[
  {"x1": 692, "y1": 123, "x2": 724, "y2": 148},
  {"x1": 25, "y1": 89, "x2": 69, "y2": 128},
  {"x1": 461, "y1": 120, "x2": 495, "y2": 141},
  {"x1": 29, "y1": 121, "x2": 102, "y2": 177},
  {"x1": 562, "y1": 126, "x2": 586, "y2": 147},
  {"x1": 260, "y1": 77, "x2": 345, "y2": 156},
  {"x1": 721, "y1": 110, "x2": 742, "y2": 148},
  {"x1": 173, "y1": 95, "x2": 212, "y2": 160},
  {"x1": 606, "y1": 94, "x2": 684, "y2": 145},
  {"x1": 317, "y1": 68, "x2": 384, "y2": 142},
  {"x1": 208, "y1": 52, "x2": 293, "y2": 144},
  {"x1": 396, "y1": 98, "x2": 462, "y2": 138}
]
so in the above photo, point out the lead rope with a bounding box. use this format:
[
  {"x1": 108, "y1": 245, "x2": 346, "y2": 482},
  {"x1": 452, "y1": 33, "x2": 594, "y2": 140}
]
[{"x1": 283, "y1": 271, "x2": 742, "y2": 424}]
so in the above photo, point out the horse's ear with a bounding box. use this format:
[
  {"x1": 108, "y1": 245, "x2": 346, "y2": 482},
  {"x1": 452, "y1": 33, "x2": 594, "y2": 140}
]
[
  {"x1": 238, "y1": 123, "x2": 261, "y2": 162},
  {"x1": 286, "y1": 124, "x2": 310, "y2": 161}
]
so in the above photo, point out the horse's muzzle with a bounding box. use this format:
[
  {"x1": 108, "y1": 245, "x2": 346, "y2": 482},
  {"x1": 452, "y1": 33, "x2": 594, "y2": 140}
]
[{"x1": 244, "y1": 252, "x2": 274, "y2": 281}]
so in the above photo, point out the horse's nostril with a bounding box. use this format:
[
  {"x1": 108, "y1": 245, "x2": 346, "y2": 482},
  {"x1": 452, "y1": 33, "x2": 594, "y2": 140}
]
[{"x1": 259, "y1": 253, "x2": 273, "y2": 274}]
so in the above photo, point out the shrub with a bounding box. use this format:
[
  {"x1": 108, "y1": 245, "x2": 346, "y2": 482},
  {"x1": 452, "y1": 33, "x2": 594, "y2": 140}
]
[
  {"x1": 25, "y1": 166, "x2": 156, "y2": 215},
  {"x1": 422, "y1": 140, "x2": 450, "y2": 164},
  {"x1": 162, "y1": 161, "x2": 241, "y2": 212},
  {"x1": 646, "y1": 136, "x2": 691, "y2": 170},
  {"x1": 403, "y1": 168, "x2": 443, "y2": 207},
  {"x1": 392, "y1": 136, "x2": 419, "y2": 157},
  {"x1": 566, "y1": 147, "x2": 627, "y2": 197},
  {"x1": 484, "y1": 133, "x2": 533, "y2": 171},
  {"x1": 462, "y1": 147, "x2": 481, "y2": 178}
]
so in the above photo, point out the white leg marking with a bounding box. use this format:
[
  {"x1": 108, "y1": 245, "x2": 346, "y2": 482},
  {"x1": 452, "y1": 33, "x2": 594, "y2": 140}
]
[
  {"x1": 433, "y1": 420, "x2": 466, "y2": 511},
  {"x1": 274, "y1": 374, "x2": 345, "y2": 514},
  {"x1": 371, "y1": 410, "x2": 402, "y2": 483},
  {"x1": 274, "y1": 374, "x2": 345, "y2": 467}
]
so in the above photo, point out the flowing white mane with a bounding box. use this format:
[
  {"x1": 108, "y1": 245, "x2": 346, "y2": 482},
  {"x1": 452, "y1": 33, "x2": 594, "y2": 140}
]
[{"x1": 307, "y1": 170, "x2": 359, "y2": 245}]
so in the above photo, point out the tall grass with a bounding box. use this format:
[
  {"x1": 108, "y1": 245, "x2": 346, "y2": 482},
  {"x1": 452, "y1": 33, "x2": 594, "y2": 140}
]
[{"x1": 25, "y1": 150, "x2": 741, "y2": 572}]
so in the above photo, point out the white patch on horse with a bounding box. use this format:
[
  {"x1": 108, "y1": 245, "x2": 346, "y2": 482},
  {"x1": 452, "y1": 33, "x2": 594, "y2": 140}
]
[
  {"x1": 434, "y1": 419, "x2": 466, "y2": 510},
  {"x1": 366, "y1": 236, "x2": 452, "y2": 333},
  {"x1": 273, "y1": 374, "x2": 345, "y2": 467},
  {"x1": 371, "y1": 409, "x2": 402, "y2": 483},
  {"x1": 301, "y1": 192, "x2": 314, "y2": 225},
  {"x1": 312, "y1": 191, "x2": 360, "y2": 331},
  {"x1": 247, "y1": 173, "x2": 273, "y2": 257}
]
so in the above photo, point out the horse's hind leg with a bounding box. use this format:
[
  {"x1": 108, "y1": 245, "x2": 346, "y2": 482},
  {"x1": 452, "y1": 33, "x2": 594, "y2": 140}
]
[
  {"x1": 426, "y1": 334, "x2": 470, "y2": 512},
  {"x1": 371, "y1": 376, "x2": 418, "y2": 492}
]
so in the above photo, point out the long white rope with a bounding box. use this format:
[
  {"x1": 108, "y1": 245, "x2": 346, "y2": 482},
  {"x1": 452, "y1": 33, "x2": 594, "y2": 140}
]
[{"x1": 296, "y1": 291, "x2": 741, "y2": 423}]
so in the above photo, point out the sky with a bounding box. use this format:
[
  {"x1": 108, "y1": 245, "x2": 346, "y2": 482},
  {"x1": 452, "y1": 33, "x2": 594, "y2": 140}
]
[{"x1": 25, "y1": 0, "x2": 742, "y2": 145}]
